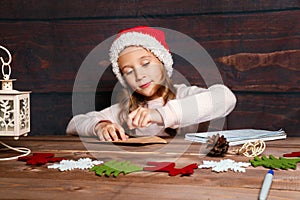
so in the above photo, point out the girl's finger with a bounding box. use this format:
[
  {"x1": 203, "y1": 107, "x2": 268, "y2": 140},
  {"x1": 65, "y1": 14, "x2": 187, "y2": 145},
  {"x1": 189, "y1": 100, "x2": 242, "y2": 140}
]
[
  {"x1": 132, "y1": 107, "x2": 146, "y2": 127},
  {"x1": 128, "y1": 107, "x2": 140, "y2": 119},
  {"x1": 97, "y1": 131, "x2": 105, "y2": 141},
  {"x1": 108, "y1": 126, "x2": 119, "y2": 141},
  {"x1": 115, "y1": 124, "x2": 127, "y2": 141},
  {"x1": 139, "y1": 110, "x2": 150, "y2": 127},
  {"x1": 127, "y1": 107, "x2": 140, "y2": 129},
  {"x1": 141, "y1": 115, "x2": 151, "y2": 127},
  {"x1": 132, "y1": 108, "x2": 142, "y2": 127},
  {"x1": 127, "y1": 117, "x2": 135, "y2": 130},
  {"x1": 102, "y1": 129, "x2": 112, "y2": 141}
]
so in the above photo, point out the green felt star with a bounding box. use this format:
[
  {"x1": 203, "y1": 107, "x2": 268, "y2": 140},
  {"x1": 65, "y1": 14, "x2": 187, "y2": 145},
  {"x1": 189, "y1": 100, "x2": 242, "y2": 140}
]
[
  {"x1": 250, "y1": 155, "x2": 300, "y2": 170},
  {"x1": 90, "y1": 160, "x2": 143, "y2": 177}
]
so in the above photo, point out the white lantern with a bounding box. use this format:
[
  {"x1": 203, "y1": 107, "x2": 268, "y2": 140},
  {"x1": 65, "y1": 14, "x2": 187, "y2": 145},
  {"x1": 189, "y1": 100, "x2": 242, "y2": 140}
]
[{"x1": 0, "y1": 45, "x2": 31, "y2": 140}]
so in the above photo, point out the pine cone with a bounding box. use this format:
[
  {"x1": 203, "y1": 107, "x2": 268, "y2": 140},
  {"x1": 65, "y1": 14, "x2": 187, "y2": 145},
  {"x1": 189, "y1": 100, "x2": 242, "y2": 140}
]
[{"x1": 206, "y1": 134, "x2": 229, "y2": 157}]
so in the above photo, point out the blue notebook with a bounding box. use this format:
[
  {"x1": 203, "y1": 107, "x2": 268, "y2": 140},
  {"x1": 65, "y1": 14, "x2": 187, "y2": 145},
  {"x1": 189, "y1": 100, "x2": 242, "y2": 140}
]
[{"x1": 185, "y1": 129, "x2": 287, "y2": 146}]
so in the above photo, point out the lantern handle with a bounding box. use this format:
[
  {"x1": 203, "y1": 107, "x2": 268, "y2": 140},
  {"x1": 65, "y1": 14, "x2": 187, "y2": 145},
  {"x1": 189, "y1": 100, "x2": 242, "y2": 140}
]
[{"x1": 0, "y1": 45, "x2": 12, "y2": 80}]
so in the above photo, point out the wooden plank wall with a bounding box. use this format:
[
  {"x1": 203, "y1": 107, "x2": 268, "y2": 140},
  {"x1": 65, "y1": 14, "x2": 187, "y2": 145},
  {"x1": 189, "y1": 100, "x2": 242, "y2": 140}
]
[{"x1": 0, "y1": 0, "x2": 299, "y2": 136}]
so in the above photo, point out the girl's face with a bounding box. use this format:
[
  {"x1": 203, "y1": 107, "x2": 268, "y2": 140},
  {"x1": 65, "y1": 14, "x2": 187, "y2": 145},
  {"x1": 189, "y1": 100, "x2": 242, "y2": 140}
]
[{"x1": 118, "y1": 46, "x2": 165, "y2": 100}]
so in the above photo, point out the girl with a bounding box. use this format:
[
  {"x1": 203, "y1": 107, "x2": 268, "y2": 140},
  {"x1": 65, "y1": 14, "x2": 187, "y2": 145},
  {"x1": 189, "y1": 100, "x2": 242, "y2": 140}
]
[{"x1": 66, "y1": 26, "x2": 237, "y2": 141}]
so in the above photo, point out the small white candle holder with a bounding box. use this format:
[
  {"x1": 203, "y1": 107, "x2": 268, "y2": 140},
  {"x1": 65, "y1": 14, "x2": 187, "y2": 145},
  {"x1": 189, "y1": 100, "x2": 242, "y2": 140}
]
[{"x1": 0, "y1": 45, "x2": 31, "y2": 140}]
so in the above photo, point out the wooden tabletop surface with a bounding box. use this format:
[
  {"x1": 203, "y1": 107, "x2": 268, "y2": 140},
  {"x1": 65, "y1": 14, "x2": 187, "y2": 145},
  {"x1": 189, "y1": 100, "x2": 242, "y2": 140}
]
[{"x1": 0, "y1": 135, "x2": 299, "y2": 200}]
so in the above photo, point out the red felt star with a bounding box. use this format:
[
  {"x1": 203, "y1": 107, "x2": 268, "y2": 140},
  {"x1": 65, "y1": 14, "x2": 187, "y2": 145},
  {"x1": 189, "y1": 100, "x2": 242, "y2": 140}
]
[
  {"x1": 18, "y1": 153, "x2": 65, "y2": 165},
  {"x1": 143, "y1": 162, "x2": 198, "y2": 176},
  {"x1": 283, "y1": 151, "x2": 300, "y2": 157}
]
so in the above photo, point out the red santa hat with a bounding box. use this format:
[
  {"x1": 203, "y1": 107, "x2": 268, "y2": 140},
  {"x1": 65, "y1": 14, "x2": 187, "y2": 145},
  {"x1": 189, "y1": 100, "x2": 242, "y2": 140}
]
[{"x1": 109, "y1": 26, "x2": 173, "y2": 87}]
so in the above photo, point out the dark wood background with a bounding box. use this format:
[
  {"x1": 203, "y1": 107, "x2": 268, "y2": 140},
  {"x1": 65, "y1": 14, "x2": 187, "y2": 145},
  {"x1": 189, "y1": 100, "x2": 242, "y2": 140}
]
[{"x1": 0, "y1": 0, "x2": 299, "y2": 136}]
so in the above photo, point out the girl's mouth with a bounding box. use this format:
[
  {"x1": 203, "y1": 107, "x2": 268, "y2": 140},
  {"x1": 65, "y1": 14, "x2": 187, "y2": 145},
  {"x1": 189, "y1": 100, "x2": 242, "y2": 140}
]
[{"x1": 140, "y1": 82, "x2": 151, "y2": 89}]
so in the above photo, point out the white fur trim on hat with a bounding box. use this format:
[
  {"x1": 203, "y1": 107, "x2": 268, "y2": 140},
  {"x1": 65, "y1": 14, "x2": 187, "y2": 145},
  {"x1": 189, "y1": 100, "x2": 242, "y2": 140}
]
[{"x1": 109, "y1": 32, "x2": 173, "y2": 87}]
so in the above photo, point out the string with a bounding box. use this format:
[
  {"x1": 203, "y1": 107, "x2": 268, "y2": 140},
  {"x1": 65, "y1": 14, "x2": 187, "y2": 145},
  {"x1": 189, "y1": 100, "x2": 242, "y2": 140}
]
[
  {"x1": 0, "y1": 140, "x2": 31, "y2": 161},
  {"x1": 236, "y1": 140, "x2": 266, "y2": 157}
]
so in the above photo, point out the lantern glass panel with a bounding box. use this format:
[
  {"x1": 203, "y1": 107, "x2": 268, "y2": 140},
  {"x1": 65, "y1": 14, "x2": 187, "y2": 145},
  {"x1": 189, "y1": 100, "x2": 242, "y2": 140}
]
[
  {"x1": 19, "y1": 97, "x2": 30, "y2": 130},
  {"x1": 0, "y1": 98, "x2": 14, "y2": 131}
]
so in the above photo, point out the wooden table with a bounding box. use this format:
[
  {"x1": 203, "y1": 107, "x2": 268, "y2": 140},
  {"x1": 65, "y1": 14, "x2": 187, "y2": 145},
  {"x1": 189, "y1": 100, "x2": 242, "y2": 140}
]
[{"x1": 0, "y1": 135, "x2": 299, "y2": 200}]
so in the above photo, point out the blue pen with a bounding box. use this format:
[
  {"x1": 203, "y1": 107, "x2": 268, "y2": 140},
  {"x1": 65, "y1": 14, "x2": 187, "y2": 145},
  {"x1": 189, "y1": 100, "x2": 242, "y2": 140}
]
[{"x1": 259, "y1": 169, "x2": 274, "y2": 200}]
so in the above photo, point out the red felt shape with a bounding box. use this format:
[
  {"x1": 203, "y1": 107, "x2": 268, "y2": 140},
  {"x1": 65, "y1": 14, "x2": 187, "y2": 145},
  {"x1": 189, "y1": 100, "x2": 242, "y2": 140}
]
[
  {"x1": 283, "y1": 151, "x2": 300, "y2": 157},
  {"x1": 18, "y1": 153, "x2": 65, "y2": 165},
  {"x1": 143, "y1": 162, "x2": 198, "y2": 176}
]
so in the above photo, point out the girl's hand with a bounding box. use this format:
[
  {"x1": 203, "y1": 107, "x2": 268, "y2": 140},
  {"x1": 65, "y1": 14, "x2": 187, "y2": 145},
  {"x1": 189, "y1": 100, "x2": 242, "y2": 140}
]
[
  {"x1": 127, "y1": 107, "x2": 163, "y2": 130},
  {"x1": 94, "y1": 121, "x2": 128, "y2": 141}
]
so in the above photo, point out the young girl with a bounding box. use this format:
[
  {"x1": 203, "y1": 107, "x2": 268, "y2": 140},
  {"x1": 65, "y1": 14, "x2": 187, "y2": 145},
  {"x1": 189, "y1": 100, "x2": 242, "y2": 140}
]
[{"x1": 66, "y1": 26, "x2": 237, "y2": 141}]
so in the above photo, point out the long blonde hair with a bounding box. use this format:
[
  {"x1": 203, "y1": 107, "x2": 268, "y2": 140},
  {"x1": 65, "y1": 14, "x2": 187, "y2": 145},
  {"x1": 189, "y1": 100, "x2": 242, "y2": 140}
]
[{"x1": 117, "y1": 66, "x2": 176, "y2": 135}]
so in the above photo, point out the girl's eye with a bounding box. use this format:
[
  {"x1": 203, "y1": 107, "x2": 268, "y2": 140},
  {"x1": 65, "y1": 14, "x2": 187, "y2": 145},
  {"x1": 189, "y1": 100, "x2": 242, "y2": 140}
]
[
  {"x1": 142, "y1": 61, "x2": 150, "y2": 67},
  {"x1": 123, "y1": 68, "x2": 133, "y2": 75}
]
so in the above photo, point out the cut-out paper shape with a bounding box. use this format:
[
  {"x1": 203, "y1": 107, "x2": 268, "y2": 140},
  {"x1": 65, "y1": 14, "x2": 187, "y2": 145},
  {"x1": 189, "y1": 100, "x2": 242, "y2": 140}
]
[
  {"x1": 143, "y1": 162, "x2": 198, "y2": 176},
  {"x1": 283, "y1": 151, "x2": 300, "y2": 157},
  {"x1": 48, "y1": 158, "x2": 103, "y2": 171},
  {"x1": 97, "y1": 136, "x2": 167, "y2": 145},
  {"x1": 250, "y1": 155, "x2": 300, "y2": 170},
  {"x1": 198, "y1": 159, "x2": 250, "y2": 173},
  {"x1": 18, "y1": 153, "x2": 65, "y2": 165},
  {"x1": 90, "y1": 160, "x2": 143, "y2": 177}
]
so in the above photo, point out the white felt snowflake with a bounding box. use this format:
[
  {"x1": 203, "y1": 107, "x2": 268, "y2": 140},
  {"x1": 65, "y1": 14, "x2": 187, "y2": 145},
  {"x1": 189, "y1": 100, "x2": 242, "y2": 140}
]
[
  {"x1": 198, "y1": 159, "x2": 250, "y2": 173},
  {"x1": 48, "y1": 158, "x2": 103, "y2": 171}
]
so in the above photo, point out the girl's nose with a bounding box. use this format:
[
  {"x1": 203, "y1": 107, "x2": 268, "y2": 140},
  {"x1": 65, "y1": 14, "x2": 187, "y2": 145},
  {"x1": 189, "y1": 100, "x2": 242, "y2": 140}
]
[{"x1": 134, "y1": 67, "x2": 146, "y2": 81}]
